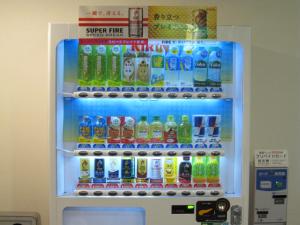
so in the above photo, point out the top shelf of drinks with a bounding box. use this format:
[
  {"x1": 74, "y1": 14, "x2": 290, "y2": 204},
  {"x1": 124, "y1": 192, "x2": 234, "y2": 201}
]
[{"x1": 76, "y1": 43, "x2": 225, "y2": 98}]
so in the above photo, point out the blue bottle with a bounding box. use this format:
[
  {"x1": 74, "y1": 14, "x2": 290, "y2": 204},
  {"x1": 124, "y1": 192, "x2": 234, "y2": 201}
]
[
  {"x1": 93, "y1": 116, "x2": 106, "y2": 144},
  {"x1": 179, "y1": 46, "x2": 194, "y2": 87},
  {"x1": 165, "y1": 46, "x2": 180, "y2": 87},
  {"x1": 207, "y1": 47, "x2": 222, "y2": 89},
  {"x1": 78, "y1": 116, "x2": 92, "y2": 143}
]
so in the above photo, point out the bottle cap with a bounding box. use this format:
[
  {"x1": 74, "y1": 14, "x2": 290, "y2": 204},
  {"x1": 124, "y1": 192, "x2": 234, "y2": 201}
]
[
  {"x1": 167, "y1": 115, "x2": 174, "y2": 121},
  {"x1": 153, "y1": 116, "x2": 160, "y2": 121},
  {"x1": 141, "y1": 116, "x2": 147, "y2": 121},
  {"x1": 183, "y1": 156, "x2": 190, "y2": 161},
  {"x1": 182, "y1": 115, "x2": 189, "y2": 122}
]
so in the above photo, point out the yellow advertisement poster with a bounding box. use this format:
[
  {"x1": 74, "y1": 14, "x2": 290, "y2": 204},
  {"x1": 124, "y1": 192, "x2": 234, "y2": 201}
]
[{"x1": 148, "y1": 6, "x2": 217, "y2": 40}]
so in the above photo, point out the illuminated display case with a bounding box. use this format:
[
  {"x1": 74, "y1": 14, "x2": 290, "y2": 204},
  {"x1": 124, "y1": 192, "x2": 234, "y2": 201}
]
[{"x1": 49, "y1": 24, "x2": 250, "y2": 225}]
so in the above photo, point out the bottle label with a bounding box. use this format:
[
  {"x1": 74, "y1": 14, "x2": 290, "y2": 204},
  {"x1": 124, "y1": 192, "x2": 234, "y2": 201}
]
[
  {"x1": 123, "y1": 57, "x2": 135, "y2": 82},
  {"x1": 151, "y1": 55, "x2": 164, "y2": 68},
  {"x1": 137, "y1": 159, "x2": 147, "y2": 178},
  {"x1": 95, "y1": 159, "x2": 105, "y2": 178},
  {"x1": 80, "y1": 126, "x2": 91, "y2": 139},
  {"x1": 164, "y1": 128, "x2": 177, "y2": 143},
  {"x1": 122, "y1": 159, "x2": 134, "y2": 178},
  {"x1": 152, "y1": 130, "x2": 162, "y2": 138},
  {"x1": 181, "y1": 56, "x2": 193, "y2": 71},
  {"x1": 138, "y1": 130, "x2": 148, "y2": 138},
  {"x1": 167, "y1": 56, "x2": 178, "y2": 71},
  {"x1": 151, "y1": 159, "x2": 162, "y2": 179},
  {"x1": 137, "y1": 57, "x2": 150, "y2": 84}
]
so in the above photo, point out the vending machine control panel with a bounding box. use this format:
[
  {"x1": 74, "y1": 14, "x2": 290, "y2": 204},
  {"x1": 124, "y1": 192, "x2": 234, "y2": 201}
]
[{"x1": 254, "y1": 150, "x2": 288, "y2": 225}]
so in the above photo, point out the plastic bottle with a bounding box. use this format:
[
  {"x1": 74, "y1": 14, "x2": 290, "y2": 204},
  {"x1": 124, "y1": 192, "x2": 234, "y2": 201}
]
[
  {"x1": 193, "y1": 46, "x2": 208, "y2": 87},
  {"x1": 179, "y1": 45, "x2": 193, "y2": 87},
  {"x1": 108, "y1": 45, "x2": 122, "y2": 86},
  {"x1": 164, "y1": 115, "x2": 178, "y2": 143},
  {"x1": 192, "y1": 156, "x2": 207, "y2": 183},
  {"x1": 150, "y1": 45, "x2": 165, "y2": 87},
  {"x1": 78, "y1": 116, "x2": 92, "y2": 143},
  {"x1": 150, "y1": 116, "x2": 163, "y2": 143},
  {"x1": 164, "y1": 157, "x2": 178, "y2": 184},
  {"x1": 122, "y1": 46, "x2": 136, "y2": 86},
  {"x1": 78, "y1": 45, "x2": 93, "y2": 86},
  {"x1": 206, "y1": 155, "x2": 220, "y2": 184},
  {"x1": 93, "y1": 116, "x2": 106, "y2": 144},
  {"x1": 165, "y1": 46, "x2": 180, "y2": 87},
  {"x1": 207, "y1": 47, "x2": 222, "y2": 88},
  {"x1": 136, "y1": 116, "x2": 149, "y2": 143},
  {"x1": 178, "y1": 115, "x2": 192, "y2": 144},
  {"x1": 136, "y1": 48, "x2": 150, "y2": 86},
  {"x1": 93, "y1": 45, "x2": 107, "y2": 86},
  {"x1": 179, "y1": 156, "x2": 192, "y2": 183}
]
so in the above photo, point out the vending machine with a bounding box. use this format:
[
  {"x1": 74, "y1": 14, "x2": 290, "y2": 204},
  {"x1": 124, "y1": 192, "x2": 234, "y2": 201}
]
[{"x1": 49, "y1": 6, "x2": 250, "y2": 225}]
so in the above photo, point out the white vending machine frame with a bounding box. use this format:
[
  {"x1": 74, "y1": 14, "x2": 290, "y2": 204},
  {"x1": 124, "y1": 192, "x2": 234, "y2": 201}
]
[{"x1": 49, "y1": 24, "x2": 251, "y2": 225}]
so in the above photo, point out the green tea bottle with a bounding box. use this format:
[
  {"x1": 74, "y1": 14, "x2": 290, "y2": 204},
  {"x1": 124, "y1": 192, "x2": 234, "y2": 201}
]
[
  {"x1": 192, "y1": 156, "x2": 207, "y2": 183},
  {"x1": 178, "y1": 115, "x2": 192, "y2": 144},
  {"x1": 78, "y1": 45, "x2": 94, "y2": 86},
  {"x1": 108, "y1": 45, "x2": 122, "y2": 86},
  {"x1": 93, "y1": 45, "x2": 107, "y2": 86}
]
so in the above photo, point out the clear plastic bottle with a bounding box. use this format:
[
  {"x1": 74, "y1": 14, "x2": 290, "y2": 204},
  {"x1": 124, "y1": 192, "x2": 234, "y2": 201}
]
[
  {"x1": 150, "y1": 116, "x2": 163, "y2": 143},
  {"x1": 178, "y1": 115, "x2": 192, "y2": 144},
  {"x1": 136, "y1": 116, "x2": 149, "y2": 143},
  {"x1": 164, "y1": 115, "x2": 178, "y2": 143}
]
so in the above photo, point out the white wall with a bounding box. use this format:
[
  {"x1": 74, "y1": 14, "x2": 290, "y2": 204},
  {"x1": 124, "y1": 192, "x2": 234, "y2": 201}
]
[{"x1": 0, "y1": 0, "x2": 299, "y2": 225}]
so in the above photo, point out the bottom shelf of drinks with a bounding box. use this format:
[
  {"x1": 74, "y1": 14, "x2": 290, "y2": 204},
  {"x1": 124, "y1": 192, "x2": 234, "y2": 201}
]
[{"x1": 75, "y1": 155, "x2": 223, "y2": 197}]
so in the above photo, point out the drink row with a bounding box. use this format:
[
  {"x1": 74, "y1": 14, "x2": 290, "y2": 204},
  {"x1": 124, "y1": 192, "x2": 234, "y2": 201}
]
[
  {"x1": 79, "y1": 114, "x2": 221, "y2": 145},
  {"x1": 79, "y1": 156, "x2": 220, "y2": 185},
  {"x1": 79, "y1": 44, "x2": 222, "y2": 89}
]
